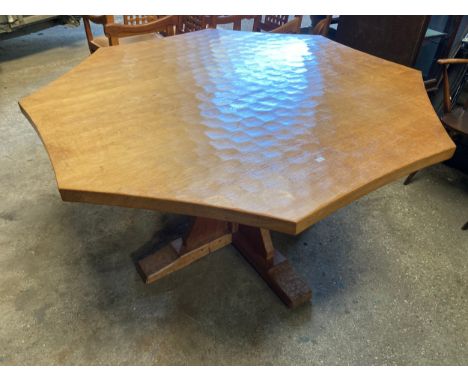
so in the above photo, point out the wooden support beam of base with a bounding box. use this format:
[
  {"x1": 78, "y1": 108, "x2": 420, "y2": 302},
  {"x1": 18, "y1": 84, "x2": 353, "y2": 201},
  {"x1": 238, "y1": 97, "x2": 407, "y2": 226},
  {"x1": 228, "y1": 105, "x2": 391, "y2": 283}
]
[
  {"x1": 137, "y1": 217, "x2": 231, "y2": 284},
  {"x1": 232, "y1": 224, "x2": 312, "y2": 309},
  {"x1": 136, "y1": 218, "x2": 312, "y2": 308}
]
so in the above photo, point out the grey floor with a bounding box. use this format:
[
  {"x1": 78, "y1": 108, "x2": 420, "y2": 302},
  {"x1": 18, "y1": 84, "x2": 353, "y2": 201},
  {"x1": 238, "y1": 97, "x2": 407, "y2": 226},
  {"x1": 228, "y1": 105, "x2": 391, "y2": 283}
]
[{"x1": 0, "y1": 22, "x2": 467, "y2": 366}]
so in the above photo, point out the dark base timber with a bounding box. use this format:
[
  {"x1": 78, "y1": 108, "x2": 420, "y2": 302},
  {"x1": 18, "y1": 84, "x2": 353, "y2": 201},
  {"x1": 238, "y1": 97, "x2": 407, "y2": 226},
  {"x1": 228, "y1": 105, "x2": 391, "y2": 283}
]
[{"x1": 137, "y1": 218, "x2": 312, "y2": 308}]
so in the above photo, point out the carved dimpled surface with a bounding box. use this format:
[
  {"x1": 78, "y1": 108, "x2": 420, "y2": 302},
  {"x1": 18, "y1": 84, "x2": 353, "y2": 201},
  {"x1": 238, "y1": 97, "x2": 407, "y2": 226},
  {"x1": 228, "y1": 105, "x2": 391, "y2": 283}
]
[{"x1": 20, "y1": 29, "x2": 455, "y2": 234}]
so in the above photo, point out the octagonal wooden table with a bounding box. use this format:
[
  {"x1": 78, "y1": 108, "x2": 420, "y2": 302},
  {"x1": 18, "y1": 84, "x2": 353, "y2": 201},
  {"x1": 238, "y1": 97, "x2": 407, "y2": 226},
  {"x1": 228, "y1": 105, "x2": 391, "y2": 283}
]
[{"x1": 20, "y1": 29, "x2": 455, "y2": 308}]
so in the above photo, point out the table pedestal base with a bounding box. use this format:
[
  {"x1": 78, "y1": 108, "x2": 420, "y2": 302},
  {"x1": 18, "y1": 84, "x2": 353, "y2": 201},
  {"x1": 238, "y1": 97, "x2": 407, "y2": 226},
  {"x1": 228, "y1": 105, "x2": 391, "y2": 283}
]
[
  {"x1": 232, "y1": 224, "x2": 312, "y2": 308},
  {"x1": 137, "y1": 217, "x2": 312, "y2": 308}
]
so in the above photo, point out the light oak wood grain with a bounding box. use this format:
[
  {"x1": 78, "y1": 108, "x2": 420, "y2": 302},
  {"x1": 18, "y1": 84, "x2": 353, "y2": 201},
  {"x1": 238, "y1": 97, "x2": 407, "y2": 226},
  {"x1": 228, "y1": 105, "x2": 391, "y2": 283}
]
[{"x1": 19, "y1": 29, "x2": 455, "y2": 235}]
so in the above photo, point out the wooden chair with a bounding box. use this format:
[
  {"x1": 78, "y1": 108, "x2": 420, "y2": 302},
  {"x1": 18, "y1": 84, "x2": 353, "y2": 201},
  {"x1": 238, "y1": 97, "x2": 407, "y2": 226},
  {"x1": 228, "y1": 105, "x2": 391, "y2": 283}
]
[
  {"x1": 82, "y1": 15, "x2": 166, "y2": 53},
  {"x1": 269, "y1": 17, "x2": 302, "y2": 34},
  {"x1": 104, "y1": 16, "x2": 180, "y2": 46},
  {"x1": 96, "y1": 15, "x2": 228, "y2": 51},
  {"x1": 207, "y1": 16, "x2": 255, "y2": 31},
  {"x1": 438, "y1": 58, "x2": 468, "y2": 137},
  {"x1": 311, "y1": 16, "x2": 332, "y2": 36},
  {"x1": 335, "y1": 16, "x2": 430, "y2": 68},
  {"x1": 176, "y1": 16, "x2": 210, "y2": 34},
  {"x1": 82, "y1": 15, "x2": 113, "y2": 53},
  {"x1": 110, "y1": 16, "x2": 211, "y2": 39},
  {"x1": 404, "y1": 58, "x2": 468, "y2": 230},
  {"x1": 122, "y1": 15, "x2": 160, "y2": 25},
  {"x1": 252, "y1": 16, "x2": 302, "y2": 33}
]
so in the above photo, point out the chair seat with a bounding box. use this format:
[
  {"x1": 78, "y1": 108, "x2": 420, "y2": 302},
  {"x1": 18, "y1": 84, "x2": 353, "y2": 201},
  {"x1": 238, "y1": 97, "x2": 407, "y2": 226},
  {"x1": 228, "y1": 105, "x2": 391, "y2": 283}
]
[
  {"x1": 92, "y1": 33, "x2": 163, "y2": 49},
  {"x1": 442, "y1": 106, "x2": 468, "y2": 136}
]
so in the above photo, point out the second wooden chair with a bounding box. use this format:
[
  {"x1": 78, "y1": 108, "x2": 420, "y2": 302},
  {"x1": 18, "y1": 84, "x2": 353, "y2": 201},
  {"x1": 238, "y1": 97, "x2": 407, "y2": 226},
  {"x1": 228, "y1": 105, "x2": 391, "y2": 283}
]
[
  {"x1": 404, "y1": 58, "x2": 468, "y2": 230},
  {"x1": 83, "y1": 15, "x2": 166, "y2": 53},
  {"x1": 103, "y1": 16, "x2": 179, "y2": 47}
]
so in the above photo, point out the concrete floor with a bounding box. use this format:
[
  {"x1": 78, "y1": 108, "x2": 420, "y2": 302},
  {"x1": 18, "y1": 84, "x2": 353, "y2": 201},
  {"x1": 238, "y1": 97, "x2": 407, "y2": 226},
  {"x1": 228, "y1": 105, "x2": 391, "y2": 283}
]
[{"x1": 0, "y1": 22, "x2": 467, "y2": 366}]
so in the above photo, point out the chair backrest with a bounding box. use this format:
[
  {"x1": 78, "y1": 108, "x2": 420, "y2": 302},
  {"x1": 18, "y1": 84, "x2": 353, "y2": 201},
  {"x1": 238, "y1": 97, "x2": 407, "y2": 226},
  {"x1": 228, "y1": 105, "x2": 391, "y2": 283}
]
[
  {"x1": 104, "y1": 15, "x2": 179, "y2": 46},
  {"x1": 83, "y1": 15, "x2": 165, "y2": 53},
  {"x1": 123, "y1": 15, "x2": 160, "y2": 25},
  {"x1": 311, "y1": 16, "x2": 332, "y2": 36},
  {"x1": 253, "y1": 15, "x2": 290, "y2": 32},
  {"x1": 176, "y1": 16, "x2": 210, "y2": 34},
  {"x1": 335, "y1": 16, "x2": 429, "y2": 67},
  {"x1": 270, "y1": 17, "x2": 302, "y2": 34},
  {"x1": 207, "y1": 15, "x2": 255, "y2": 31}
]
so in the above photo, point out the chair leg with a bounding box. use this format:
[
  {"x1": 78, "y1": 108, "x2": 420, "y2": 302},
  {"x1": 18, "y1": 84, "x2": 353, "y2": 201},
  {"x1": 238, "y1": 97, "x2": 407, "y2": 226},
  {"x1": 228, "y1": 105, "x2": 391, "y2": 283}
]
[
  {"x1": 462, "y1": 221, "x2": 468, "y2": 231},
  {"x1": 403, "y1": 171, "x2": 419, "y2": 185}
]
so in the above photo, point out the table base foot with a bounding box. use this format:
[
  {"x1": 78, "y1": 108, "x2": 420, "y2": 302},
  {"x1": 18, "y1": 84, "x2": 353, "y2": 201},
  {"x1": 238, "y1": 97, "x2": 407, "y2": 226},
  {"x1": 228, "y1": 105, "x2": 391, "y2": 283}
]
[
  {"x1": 137, "y1": 217, "x2": 232, "y2": 284},
  {"x1": 137, "y1": 218, "x2": 312, "y2": 308},
  {"x1": 232, "y1": 224, "x2": 312, "y2": 309}
]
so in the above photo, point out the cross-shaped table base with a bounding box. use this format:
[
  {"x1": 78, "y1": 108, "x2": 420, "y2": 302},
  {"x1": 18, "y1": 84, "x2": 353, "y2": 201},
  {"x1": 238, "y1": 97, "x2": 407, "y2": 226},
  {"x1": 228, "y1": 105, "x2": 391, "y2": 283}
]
[{"x1": 137, "y1": 218, "x2": 312, "y2": 308}]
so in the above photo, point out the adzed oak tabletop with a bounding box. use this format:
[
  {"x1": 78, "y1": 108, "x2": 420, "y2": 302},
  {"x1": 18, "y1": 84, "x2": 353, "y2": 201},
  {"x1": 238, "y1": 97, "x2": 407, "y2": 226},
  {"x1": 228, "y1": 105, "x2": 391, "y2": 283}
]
[{"x1": 20, "y1": 29, "x2": 455, "y2": 234}]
